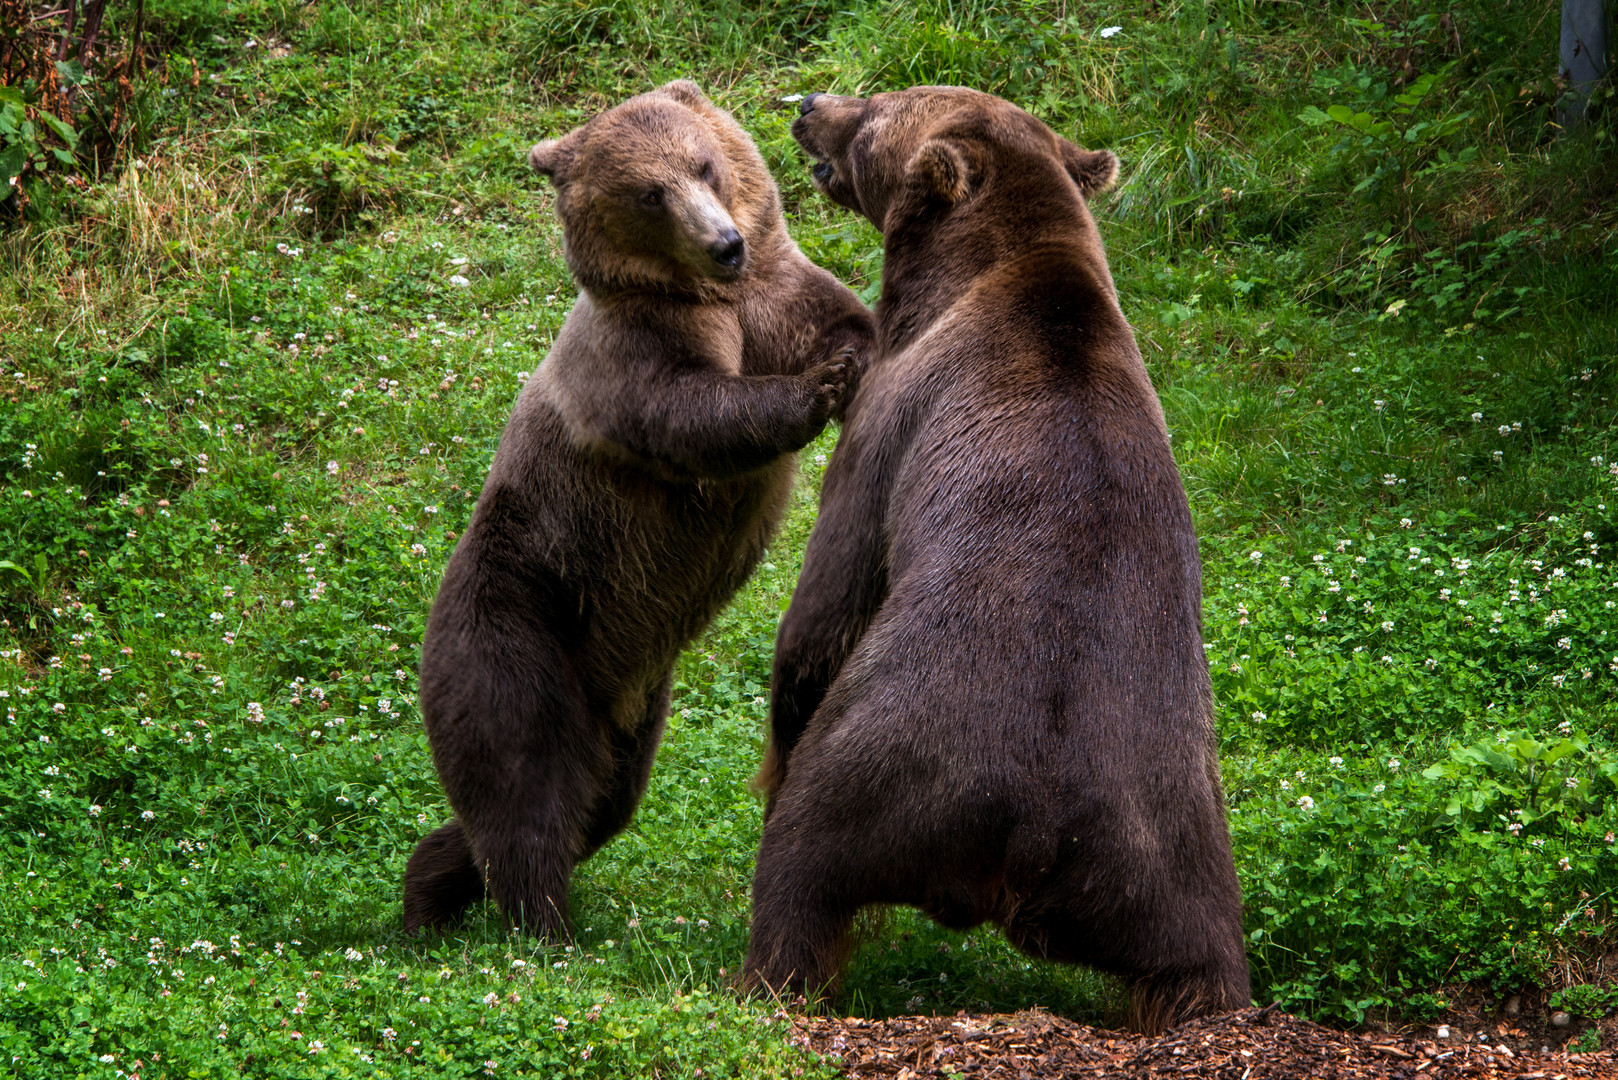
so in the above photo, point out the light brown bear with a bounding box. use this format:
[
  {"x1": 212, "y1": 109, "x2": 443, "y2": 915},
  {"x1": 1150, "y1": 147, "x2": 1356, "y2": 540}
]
[
  {"x1": 744, "y1": 86, "x2": 1249, "y2": 1033},
  {"x1": 401, "y1": 81, "x2": 872, "y2": 939}
]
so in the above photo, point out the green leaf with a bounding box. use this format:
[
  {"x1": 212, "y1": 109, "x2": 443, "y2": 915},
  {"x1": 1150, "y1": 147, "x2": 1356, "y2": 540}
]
[
  {"x1": 39, "y1": 112, "x2": 78, "y2": 150},
  {"x1": 0, "y1": 144, "x2": 26, "y2": 185}
]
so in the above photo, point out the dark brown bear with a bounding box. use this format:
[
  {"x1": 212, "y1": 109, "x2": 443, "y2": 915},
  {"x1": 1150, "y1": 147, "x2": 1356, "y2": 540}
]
[
  {"x1": 743, "y1": 86, "x2": 1249, "y2": 1033},
  {"x1": 402, "y1": 81, "x2": 872, "y2": 940}
]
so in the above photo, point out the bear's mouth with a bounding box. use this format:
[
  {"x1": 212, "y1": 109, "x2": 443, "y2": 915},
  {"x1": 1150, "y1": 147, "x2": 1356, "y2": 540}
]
[{"x1": 811, "y1": 161, "x2": 835, "y2": 185}]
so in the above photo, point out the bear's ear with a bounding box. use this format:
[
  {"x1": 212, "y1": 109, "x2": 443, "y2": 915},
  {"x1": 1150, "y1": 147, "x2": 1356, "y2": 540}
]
[
  {"x1": 528, "y1": 136, "x2": 577, "y2": 183},
  {"x1": 657, "y1": 80, "x2": 710, "y2": 109},
  {"x1": 1059, "y1": 139, "x2": 1120, "y2": 198},
  {"x1": 908, "y1": 138, "x2": 974, "y2": 205}
]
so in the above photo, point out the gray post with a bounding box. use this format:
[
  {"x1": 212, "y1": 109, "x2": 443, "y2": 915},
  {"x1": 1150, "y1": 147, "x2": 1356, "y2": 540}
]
[{"x1": 1559, "y1": 0, "x2": 1609, "y2": 127}]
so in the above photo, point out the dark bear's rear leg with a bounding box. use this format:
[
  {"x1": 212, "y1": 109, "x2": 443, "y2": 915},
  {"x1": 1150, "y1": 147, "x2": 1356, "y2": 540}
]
[
  {"x1": 473, "y1": 821, "x2": 577, "y2": 940},
  {"x1": 1127, "y1": 963, "x2": 1250, "y2": 1034},
  {"x1": 743, "y1": 825, "x2": 861, "y2": 999},
  {"x1": 1003, "y1": 858, "x2": 1250, "y2": 1034},
  {"x1": 420, "y1": 616, "x2": 606, "y2": 942},
  {"x1": 462, "y1": 733, "x2": 608, "y2": 941},
  {"x1": 402, "y1": 819, "x2": 485, "y2": 933}
]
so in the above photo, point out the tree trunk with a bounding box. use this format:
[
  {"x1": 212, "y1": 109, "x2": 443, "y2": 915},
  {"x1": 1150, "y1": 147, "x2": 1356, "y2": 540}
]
[{"x1": 1558, "y1": 0, "x2": 1610, "y2": 128}]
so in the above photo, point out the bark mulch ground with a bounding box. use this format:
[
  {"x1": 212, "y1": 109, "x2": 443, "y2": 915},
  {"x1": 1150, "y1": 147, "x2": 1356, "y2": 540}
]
[{"x1": 790, "y1": 1006, "x2": 1618, "y2": 1079}]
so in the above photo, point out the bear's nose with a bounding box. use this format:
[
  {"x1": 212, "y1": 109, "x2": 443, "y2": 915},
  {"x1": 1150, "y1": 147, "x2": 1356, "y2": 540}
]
[
  {"x1": 709, "y1": 230, "x2": 745, "y2": 269},
  {"x1": 799, "y1": 93, "x2": 822, "y2": 116}
]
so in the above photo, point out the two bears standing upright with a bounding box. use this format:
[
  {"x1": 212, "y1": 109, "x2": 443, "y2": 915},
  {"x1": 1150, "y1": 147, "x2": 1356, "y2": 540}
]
[{"x1": 403, "y1": 80, "x2": 1248, "y2": 1033}]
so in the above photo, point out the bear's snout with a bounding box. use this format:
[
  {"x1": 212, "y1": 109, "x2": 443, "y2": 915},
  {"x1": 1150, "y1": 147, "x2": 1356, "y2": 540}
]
[{"x1": 707, "y1": 230, "x2": 745, "y2": 270}]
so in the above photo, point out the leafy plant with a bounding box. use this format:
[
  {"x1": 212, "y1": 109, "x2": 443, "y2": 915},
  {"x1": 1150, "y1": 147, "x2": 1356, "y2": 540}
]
[{"x1": 0, "y1": 83, "x2": 79, "y2": 189}]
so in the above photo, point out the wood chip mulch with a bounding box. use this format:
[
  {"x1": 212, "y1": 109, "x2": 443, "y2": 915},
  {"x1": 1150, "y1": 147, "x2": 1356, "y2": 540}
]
[{"x1": 790, "y1": 1006, "x2": 1618, "y2": 1079}]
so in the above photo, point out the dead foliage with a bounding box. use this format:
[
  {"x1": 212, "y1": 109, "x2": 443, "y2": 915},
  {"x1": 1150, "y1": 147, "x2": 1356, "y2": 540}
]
[{"x1": 790, "y1": 1006, "x2": 1617, "y2": 1079}]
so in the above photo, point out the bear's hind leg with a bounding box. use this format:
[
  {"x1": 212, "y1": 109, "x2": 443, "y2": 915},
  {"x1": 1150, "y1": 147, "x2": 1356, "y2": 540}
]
[
  {"x1": 743, "y1": 818, "x2": 867, "y2": 1000},
  {"x1": 425, "y1": 618, "x2": 605, "y2": 941},
  {"x1": 1007, "y1": 862, "x2": 1250, "y2": 1034},
  {"x1": 465, "y1": 740, "x2": 605, "y2": 941},
  {"x1": 1119, "y1": 879, "x2": 1251, "y2": 1032},
  {"x1": 1127, "y1": 962, "x2": 1250, "y2": 1035},
  {"x1": 403, "y1": 819, "x2": 485, "y2": 933},
  {"x1": 474, "y1": 823, "x2": 577, "y2": 940}
]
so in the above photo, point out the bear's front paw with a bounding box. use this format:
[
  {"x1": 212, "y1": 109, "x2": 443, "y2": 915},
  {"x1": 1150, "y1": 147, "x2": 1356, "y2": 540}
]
[{"x1": 805, "y1": 348, "x2": 859, "y2": 420}]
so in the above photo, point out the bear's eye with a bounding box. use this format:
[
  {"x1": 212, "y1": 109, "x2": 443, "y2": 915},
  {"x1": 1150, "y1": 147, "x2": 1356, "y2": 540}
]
[
  {"x1": 640, "y1": 188, "x2": 664, "y2": 209},
  {"x1": 699, "y1": 160, "x2": 716, "y2": 185}
]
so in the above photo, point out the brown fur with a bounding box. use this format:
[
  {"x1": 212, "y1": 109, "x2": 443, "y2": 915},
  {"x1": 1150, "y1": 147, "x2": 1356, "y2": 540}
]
[
  {"x1": 742, "y1": 87, "x2": 1249, "y2": 1033},
  {"x1": 402, "y1": 82, "x2": 872, "y2": 940}
]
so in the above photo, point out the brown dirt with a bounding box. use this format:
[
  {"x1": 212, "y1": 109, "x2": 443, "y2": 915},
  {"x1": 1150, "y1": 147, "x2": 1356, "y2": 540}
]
[{"x1": 790, "y1": 1006, "x2": 1618, "y2": 1079}]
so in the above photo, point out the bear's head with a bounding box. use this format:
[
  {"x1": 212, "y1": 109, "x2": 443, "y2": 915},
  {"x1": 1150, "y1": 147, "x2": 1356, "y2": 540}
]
[
  {"x1": 791, "y1": 85, "x2": 1118, "y2": 233},
  {"x1": 529, "y1": 81, "x2": 781, "y2": 296}
]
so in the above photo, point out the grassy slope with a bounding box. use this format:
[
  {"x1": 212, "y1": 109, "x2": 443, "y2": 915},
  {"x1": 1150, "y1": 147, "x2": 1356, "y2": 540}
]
[{"x1": 1, "y1": 0, "x2": 1615, "y2": 1075}]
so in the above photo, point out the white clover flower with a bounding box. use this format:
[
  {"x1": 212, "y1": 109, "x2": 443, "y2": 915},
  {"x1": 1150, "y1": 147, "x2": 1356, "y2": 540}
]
[
  {"x1": 1372, "y1": 783, "x2": 1385, "y2": 794},
  {"x1": 1387, "y1": 758, "x2": 1400, "y2": 770},
  {"x1": 1251, "y1": 711, "x2": 1267, "y2": 722},
  {"x1": 142, "y1": 810, "x2": 155, "y2": 821},
  {"x1": 1507, "y1": 822, "x2": 1523, "y2": 835},
  {"x1": 1470, "y1": 412, "x2": 1482, "y2": 422},
  {"x1": 1249, "y1": 550, "x2": 1262, "y2": 562},
  {"x1": 1099, "y1": 25, "x2": 1123, "y2": 37},
  {"x1": 1328, "y1": 756, "x2": 1343, "y2": 767},
  {"x1": 484, "y1": 992, "x2": 499, "y2": 1006},
  {"x1": 1297, "y1": 795, "x2": 1315, "y2": 812}
]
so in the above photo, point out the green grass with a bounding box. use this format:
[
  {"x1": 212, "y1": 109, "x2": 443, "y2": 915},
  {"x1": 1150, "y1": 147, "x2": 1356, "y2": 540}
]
[{"x1": 2, "y1": 0, "x2": 1616, "y2": 1075}]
